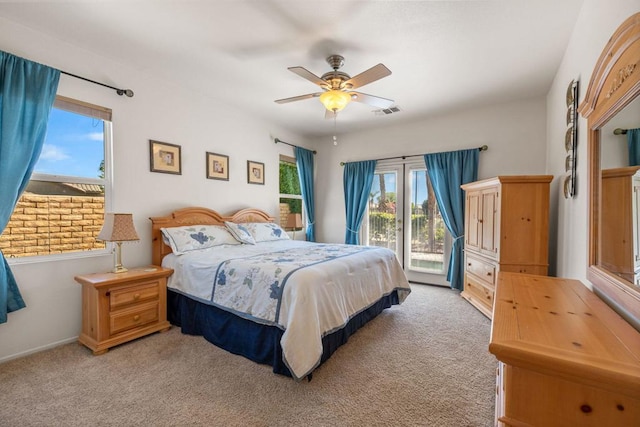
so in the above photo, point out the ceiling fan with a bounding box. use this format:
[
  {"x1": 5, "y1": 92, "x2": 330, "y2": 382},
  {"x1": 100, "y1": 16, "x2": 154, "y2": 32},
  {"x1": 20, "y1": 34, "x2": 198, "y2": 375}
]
[{"x1": 275, "y1": 55, "x2": 394, "y2": 117}]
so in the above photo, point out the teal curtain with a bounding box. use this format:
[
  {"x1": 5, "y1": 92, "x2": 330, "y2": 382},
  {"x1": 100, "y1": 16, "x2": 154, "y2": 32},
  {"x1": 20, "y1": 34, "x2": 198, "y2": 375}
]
[
  {"x1": 294, "y1": 146, "x2": 316, "y2": 242},
  {"x1": 424, "y1": 149, "x2": 478, "y2": 291},
  {"x1": 343, "y1": 160, "x2": 377, "y2": 244},
  {"x1": 628, "y1": 128, "x2": 640, "y2": 166},
  {"x1": 0, "y1": 51, "x2": 60, "y2": 323}
]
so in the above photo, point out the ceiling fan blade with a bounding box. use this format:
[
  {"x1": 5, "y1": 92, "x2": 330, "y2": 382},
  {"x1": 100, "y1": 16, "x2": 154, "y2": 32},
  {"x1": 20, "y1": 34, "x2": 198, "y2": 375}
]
[
  {"x1": 288, "y1": 67, "x2": 327, "y2": 87},
  {"x1": 344, "y1": 64, "x2": 391, "y2": 89},
  {"x1": 349, "y1": 91, "x2": 394, "y2": 109},
  {"x1": 274, "y1": 93, "x2": 321, "y2": 104}
]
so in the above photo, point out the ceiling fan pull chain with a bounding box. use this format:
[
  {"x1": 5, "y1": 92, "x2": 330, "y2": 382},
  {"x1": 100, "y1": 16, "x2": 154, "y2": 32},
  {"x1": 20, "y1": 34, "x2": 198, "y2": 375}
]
[{"x1": 333, "y1": 114, "x2": 338, "y2": 146}]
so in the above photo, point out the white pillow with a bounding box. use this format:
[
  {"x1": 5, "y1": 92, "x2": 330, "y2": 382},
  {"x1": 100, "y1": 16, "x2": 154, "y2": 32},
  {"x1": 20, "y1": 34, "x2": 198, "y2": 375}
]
[
  {"x1": 161, "y1": 225, "x2": 240, "y2": 255},
  {"x1": 224, "y1": 221, "x2": 256, "y2": 245},
  {"x1": 243, "y1": 222, "x2": 290, "y2": 242}
]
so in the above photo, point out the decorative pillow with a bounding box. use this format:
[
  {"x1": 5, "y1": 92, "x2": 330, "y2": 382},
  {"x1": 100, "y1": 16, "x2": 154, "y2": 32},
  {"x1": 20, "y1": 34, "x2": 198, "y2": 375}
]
[
  {"x1": 161, "y1": 225, "x2": 240, "y2": 255},
  {"x1": 243, "y1": 222, "x2": 291, "y2": 242},
  {"x1": 224, "y1": 221, "x2": 256, "y2": 245}
]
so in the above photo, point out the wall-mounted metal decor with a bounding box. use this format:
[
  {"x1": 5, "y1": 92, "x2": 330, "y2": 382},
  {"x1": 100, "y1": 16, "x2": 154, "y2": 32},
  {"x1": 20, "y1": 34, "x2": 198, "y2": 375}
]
[{"x1": 564, "y1": 79, "x2": 579, "y2": 198}]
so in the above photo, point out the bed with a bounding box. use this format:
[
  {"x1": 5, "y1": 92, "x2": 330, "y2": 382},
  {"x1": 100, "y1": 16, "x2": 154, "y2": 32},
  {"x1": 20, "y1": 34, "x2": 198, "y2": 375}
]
[{"x1": 150, "y1": 207, "x2": 411, "y2": 380}]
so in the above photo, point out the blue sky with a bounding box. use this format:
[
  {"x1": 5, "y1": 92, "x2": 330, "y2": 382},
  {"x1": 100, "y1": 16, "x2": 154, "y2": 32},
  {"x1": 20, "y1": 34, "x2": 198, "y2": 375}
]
[
  {"x1": 370, "y1": 170, "x2": 429, "y2": 206},
  {"x1": 34, "y1": 108, "x2": 104, "y2": 178}
]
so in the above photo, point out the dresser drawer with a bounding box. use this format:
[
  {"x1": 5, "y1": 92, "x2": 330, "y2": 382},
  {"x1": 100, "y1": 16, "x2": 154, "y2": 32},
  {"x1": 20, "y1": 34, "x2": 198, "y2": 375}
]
[
  {"x1": 110, "y1": 301, "x2": 159, "y2": 335},
  {"x1": 464, "y1": 275, "x2": 494, "y2": 312},
  {"x1": 109, "y1": 281, "x2": 159, "y2": 310},
  {"x1": 466, "y1": 254, "x2": 497, "y2": 286}
]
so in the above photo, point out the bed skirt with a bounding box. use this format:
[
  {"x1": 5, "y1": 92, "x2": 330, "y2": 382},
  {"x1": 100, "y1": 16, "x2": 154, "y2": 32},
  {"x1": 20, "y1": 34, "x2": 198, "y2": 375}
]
[{"x1": 167, "y1": 289, "x2": 401, "y2": 378}]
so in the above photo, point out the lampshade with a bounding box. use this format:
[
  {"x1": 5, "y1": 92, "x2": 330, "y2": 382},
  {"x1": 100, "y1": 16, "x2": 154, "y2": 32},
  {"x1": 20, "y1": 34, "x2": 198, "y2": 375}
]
[
  {"x1": 97, "y1": 213, "x2": 139, "y2": 274},
  {"x1": 286, "y1": 213, "x2": 303, "y2": 230},
  {"x1": 319, "y1": 90, "x2": 351, "y2": 112},
  {"x1": 97, "y1": 213, "x2": 140, "y2": 242}
]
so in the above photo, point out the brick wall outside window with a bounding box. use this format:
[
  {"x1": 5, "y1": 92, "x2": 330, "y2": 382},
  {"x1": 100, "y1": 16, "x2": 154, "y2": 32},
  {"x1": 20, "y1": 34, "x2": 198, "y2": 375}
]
[{"x1": 0, "y1": 194, "x2": 105, "y2": 258}]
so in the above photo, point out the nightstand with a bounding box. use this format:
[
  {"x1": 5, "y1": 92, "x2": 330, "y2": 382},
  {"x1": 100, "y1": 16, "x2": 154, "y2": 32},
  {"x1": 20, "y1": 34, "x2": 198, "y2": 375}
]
[{"x1": 74, "y1": 266, "x2": 173, "y2": 355}]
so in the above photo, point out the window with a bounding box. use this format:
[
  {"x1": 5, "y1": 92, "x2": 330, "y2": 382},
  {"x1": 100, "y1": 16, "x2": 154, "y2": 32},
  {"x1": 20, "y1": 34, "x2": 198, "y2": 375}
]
[
  {"x1": 0, "y1": 96, "x2": 112, "y2": 260},
  {"x1": 279, "y1": 155, "x2": 303, "y2": 231}
]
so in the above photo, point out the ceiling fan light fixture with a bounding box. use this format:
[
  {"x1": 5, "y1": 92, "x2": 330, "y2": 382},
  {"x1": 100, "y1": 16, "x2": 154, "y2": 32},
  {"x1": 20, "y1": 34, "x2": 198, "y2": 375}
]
[{"x1": 319, "y1": 90, "x2": 351, "y2": 112}]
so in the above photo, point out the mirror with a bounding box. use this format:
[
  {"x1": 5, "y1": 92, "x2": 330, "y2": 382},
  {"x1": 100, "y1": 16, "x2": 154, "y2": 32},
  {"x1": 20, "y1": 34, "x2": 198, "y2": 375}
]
[
  {"x1": 599, "y1": 97, "x2": 640, "y2": 284},
  {"x1": 580, "y1": 13, "x2": 640, "y2": 331}
]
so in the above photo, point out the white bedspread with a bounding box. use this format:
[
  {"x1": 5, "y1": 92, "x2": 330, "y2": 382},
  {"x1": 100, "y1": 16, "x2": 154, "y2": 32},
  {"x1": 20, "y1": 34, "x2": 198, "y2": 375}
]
[{"x1": 163, "y1": 240, "x2": 411, "y2": 379}]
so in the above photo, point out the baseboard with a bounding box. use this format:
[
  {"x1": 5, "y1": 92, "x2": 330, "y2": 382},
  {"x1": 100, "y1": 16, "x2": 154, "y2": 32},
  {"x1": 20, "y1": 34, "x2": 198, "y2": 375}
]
[{"x1": 0, "y1": 336, "x2": 79, "y2": 364}]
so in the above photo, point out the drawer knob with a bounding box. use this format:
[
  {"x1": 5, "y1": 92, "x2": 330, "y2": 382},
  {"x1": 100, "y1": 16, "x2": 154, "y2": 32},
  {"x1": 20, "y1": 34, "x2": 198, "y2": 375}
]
[
  {"x1": 133, "y1": 293, "x2": 140, "y2": 300},
  {"x1": 486, "y1": 272, "x2": 492, "y2": 276},
  {"x1": 580, "y1": 404, "x2": 592, "y2": 414},
  {"x1": 133, "y1": 315, "x2": 140, "y2": 322}
]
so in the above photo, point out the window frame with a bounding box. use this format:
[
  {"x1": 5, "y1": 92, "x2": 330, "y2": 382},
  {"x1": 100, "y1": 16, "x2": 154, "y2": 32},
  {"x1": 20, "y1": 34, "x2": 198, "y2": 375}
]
[{"x1": 6, "y1": 96, "x2": 113, "y2": 265}]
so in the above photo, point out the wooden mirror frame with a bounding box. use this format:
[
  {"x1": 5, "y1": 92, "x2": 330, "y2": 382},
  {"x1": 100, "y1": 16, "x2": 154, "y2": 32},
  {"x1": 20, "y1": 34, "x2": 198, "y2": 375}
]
[{"x1": 579, "y1": 13, "x2": 640, "y2": 330}]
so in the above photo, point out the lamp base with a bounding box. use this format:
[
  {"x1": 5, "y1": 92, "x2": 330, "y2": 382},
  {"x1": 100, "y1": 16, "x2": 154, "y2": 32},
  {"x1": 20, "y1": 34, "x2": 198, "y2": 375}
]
[
  {"x1": 112, "y1": 242, "x2": 128, "y2": 274},
  {"x1": 112, "y1": 265, "x2": 129, "y2": 274}
]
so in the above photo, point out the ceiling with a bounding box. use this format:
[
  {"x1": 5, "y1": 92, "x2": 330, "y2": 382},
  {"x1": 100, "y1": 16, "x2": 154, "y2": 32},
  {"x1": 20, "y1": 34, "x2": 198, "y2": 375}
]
[{"x1": 0, "y1": 0, "x2": 584, "y2": 138}]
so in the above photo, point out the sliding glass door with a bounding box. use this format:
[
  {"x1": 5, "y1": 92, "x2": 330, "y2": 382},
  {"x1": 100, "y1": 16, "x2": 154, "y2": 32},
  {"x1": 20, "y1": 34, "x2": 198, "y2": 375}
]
[{"x1": 363, "y1": 159, "x2": 450, "y2": 286}]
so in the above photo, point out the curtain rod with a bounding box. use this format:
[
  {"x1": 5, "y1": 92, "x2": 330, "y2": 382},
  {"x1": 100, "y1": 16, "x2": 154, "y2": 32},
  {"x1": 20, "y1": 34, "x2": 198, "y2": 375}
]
[
  {"x1": 613, "y1": 128, "x2": 628, "y2": 135},
  {"x1": 3, "y1": 49, "x2": 135, "y2": 97},
  {"x1": 339, "y1": 144, "x2": 488, "y2": 166},
  {"x1": 274, "y1": 138, "x2": 317, "y2": 154},
  {"x1": 60, "y1": 70, "x2": 134, "y2": 97}
]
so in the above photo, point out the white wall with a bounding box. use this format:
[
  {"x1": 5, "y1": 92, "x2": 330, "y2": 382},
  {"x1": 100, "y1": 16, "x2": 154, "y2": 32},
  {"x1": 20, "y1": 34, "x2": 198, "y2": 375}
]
[
  {"x1": 312, "y1": 97, "x2": 548, "y2": 243},
  {"x1": 0, "y1": 18, "x2": 310, "y2": 361},
  {"x1": 545, "y1": 0, "x2": 640, "y2": 283}
]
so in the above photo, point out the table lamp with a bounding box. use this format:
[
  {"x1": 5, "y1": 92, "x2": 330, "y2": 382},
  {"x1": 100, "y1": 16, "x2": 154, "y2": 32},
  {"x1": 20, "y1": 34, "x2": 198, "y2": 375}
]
[
  {"x1": 286, "y1": 213, "x2": 303, "y2": 239},
  {"x1": 97, "y1": 213, "x2": 140, "y2": 273}
]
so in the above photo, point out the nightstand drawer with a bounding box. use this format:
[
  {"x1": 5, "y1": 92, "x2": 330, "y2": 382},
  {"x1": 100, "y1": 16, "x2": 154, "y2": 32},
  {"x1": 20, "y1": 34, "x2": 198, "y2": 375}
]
[
  {"x1": 110, "y1": 281, "x2": 159, "y2": 310},
  {"x1": 466, "y1": 254, "x2": 496, "y2": 286},
  {"x1": 110, "y1": 301, "x2": 159, "y2": 335}
]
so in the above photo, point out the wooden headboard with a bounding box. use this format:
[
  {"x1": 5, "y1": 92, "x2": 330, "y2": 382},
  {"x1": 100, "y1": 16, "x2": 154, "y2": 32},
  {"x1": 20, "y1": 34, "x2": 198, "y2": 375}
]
[{"x1": 149, "y1": 207, "x2": 275, "y2": 266}]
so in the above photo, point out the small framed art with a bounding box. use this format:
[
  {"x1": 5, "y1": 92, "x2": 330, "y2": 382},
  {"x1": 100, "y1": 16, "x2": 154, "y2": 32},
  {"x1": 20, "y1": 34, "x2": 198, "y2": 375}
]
[
  {"x1": 206, "y1": 152, "x2": 229, "y2": 181},
  {"x1": 150, "y1": 140, "x2": 182, "y2": 175},
  {"x1": 247, "y1": 160, "x2": 265, "y2": 185}
]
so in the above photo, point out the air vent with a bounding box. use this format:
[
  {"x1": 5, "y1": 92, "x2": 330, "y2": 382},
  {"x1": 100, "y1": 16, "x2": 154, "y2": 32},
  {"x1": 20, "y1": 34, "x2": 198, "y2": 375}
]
[{"x1": 374, "y1": 106, "x2": 401, "y2": 116}]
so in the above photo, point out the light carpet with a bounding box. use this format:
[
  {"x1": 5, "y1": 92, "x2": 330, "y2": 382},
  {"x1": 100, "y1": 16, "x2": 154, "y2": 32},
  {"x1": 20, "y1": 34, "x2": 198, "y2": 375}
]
[{"x1": 0, "y1": 284, "x2": 495, "y2": 426}]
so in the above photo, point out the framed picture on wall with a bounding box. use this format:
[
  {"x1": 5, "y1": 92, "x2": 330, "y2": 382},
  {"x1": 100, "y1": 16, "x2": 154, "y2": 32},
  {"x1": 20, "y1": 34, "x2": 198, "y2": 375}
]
[
  {"x1": 247, "y1": 160, "x2": 264, "y2": 185},
  {"x1": 206, "y1": 152, "x2": 229, "y2": 181},
  {"x1": 149, "y1": 140, "x2": 182, "y2": 175}
]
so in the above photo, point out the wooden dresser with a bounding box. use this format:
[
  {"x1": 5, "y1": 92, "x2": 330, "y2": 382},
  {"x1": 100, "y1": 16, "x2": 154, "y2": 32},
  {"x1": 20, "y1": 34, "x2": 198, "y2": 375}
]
[
  {"x1": 601, "y1": 166, "x2": 640, "y2": 285},
  {"x1": 490, "y1": 272, "x2": 640, "y2": 426},
  {"x1": 461, "y1": 175, "x2": 552, "y2": 318},
  {"x1": 75, "y1": 266, "x2": 173, "y2": 355}
]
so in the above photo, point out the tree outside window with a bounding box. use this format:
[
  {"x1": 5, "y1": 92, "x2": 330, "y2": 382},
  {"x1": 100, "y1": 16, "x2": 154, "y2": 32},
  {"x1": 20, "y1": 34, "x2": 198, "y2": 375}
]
[{"x1": 279, "y1": 156, "x2": 303, "y2": 231}]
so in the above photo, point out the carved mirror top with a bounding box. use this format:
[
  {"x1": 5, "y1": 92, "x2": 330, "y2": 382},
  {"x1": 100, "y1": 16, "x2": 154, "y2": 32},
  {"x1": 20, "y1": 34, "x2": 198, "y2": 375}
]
[{"x1": 579, "y1": 14, "x2": 640, "y2": 122}]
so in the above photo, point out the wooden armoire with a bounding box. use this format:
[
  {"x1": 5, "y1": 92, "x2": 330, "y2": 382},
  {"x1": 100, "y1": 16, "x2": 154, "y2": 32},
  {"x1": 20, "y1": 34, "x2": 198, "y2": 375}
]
[{"x1": 461, "y1": 175, "x2": 552, "y2": 318}]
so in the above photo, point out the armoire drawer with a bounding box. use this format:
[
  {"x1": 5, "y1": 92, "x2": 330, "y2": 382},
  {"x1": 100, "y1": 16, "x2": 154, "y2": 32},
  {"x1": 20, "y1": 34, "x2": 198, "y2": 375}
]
[
  {"x1": 466, "y1": 254, "x2": 497, "y2": 286},
  {"x1": 464, "y1": 275, "x2": 494, "y2": 312}
]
